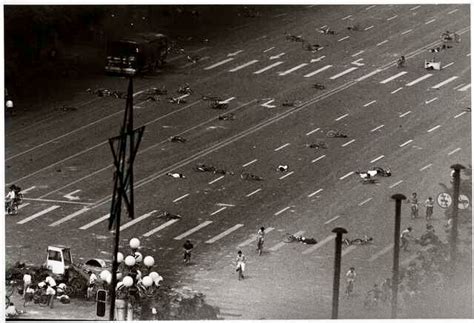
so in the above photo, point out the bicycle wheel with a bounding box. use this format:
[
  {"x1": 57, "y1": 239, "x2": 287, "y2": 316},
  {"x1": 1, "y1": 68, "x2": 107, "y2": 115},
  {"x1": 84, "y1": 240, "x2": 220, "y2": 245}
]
[
  {"x1": 351, "y1": 239, "x2": 363, "y2": 245},
  {"x1": 326, "y1": 130, "x2": 336, "y2": 137},
  {"x1": 39, "y1": 294, "x2": 50, "y2": 307},
  {"x1": 283, "y1": 234, "x2": 296, "y2": 243}
]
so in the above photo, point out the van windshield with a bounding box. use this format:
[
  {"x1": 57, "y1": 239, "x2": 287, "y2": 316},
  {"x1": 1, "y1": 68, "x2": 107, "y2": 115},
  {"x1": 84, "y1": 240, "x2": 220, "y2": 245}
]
[{"x1": 107, "y1": 41, "x2": 139, "y2": 57}]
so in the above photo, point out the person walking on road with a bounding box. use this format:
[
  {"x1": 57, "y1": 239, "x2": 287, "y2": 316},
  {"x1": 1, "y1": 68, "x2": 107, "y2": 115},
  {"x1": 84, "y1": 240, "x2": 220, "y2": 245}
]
[
  {"x1": 235, "y1": 250, "x2": 247, "y2": 280},
  {"x1": 424, "y1": 197, "x2": 434, "y2": 221},
  {"x1": 183, "y1": 239, "x2": 194, "y2": 265},
  {"x1": 22, "y1": 272, "x2": 32, "y2": 299},
  {"x1": 345, "y1": 267, "x2": 357, "y2": 297},
  {"x1": 256, "y1": 227, "x2": 265, "y2": 256},
  {"x1": 409, "y1": 192, "x2": 419, "y2": 219},
  {"x1": 400, "y1": 227, "x2": 413, "y2": 251}
]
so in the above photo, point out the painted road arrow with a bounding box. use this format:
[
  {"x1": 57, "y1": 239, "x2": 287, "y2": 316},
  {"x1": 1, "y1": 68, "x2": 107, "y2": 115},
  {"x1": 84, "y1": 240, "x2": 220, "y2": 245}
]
[
  {"x1": 351, "y1": 58, "x2": 365, "y2": 66},
  {"x1": 270, "y1": 53, "x2": 286, "y2": 60},
  {"x1": 311, "y1": 55, "x2": 326, "y2": 63},
  {"x1": 64, "y1": 189, "x2": 81, "y2": 201},
  {"x1": 261, "y1": 99, "x2": 277, "y2": 108},
  {"x1": 227, "y1": 50, "x2": 244, "y2": 57}
]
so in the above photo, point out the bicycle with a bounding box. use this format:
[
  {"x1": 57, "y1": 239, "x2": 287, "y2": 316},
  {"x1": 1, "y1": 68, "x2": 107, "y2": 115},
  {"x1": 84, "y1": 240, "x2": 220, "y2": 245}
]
[
  {"x1": 240, "y1": 173, "x2": 263, "y2": 181},
  {"x1": 343, "y1": 237, "x2": 373, "y2": 246},
  {"x1": 307, "y1": 141, "x2": 328, "y2": 150},
  {"x1": 5, "y1": 200, "x2": 19, "y2": 215},
  {"x1": 282, "y1": 100, "x2": 302, "y2": 107},
  {"x1": 326, "y1": 129, "x2": 348, "y2": 138}
]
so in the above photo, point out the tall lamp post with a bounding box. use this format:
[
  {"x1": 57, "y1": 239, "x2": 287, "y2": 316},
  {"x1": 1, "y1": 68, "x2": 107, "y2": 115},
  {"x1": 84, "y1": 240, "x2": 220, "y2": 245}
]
[
  {"x1": 390, "y1": 193, "x2": 406, "y2": 319},
  {"x1": 331, "y1": 227, "x2": 348, "y2": 319},
  {"x1": 450, "y1": 164, "x2": 465, "y2": 273}
]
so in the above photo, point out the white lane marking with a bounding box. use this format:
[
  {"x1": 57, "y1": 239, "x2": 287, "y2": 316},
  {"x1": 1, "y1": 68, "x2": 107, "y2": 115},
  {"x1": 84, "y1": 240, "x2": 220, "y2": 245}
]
[
  {"x1": 335, "y1": 113, "x2": 348, "y2": 121},
  {"x1": 370, "y1": 155, "x2": 384, "y2": 163},
  {"x1": 238, "y1": 227, "x2": 275, "y2": 247},
  {"x1": 22, "y1": 186, "x2": 36, "y2": 194},
  {"x1": 427, "y1": 125, "x2": 441, "y2": 133},
  {"x1": 254, "y1": 61, "x2": 284, "y2": 74},
  {"x1": 341, "y1": 139, "x2": 355, "y2": 147},
  {"x1": 342, "y1": 15, "x2": 352, "y2": 20},
  {"x1": 425, "y1": 18, "x2": 436, "y2": 24},
  {"x1": 442, "y1": 62, "x2": 454, "y2": 69},
  {"x1": 174, "y1": 220, "x2": 213, "y2": 240},
  {"x1": 356, "y1": 69, "x2": 382, "y2": 82},
  {"x1": 454, "y1": 111, "x2": 467, "y2": 118},
  {"x1": 270, "y1": 53, "x2": 286, "y2": 60},
  {"x1": 400, "y1": 111, "x2": 412, "y2": 118},
  {"x1": 448, "y1": 148, "x2": 461, "y2": 155},
  {"x1": 216, "y1": 203, "x2": 235, "y2": 207},
  {"x1": 391, "y1": 87, "x2": 403, "y2": 94},
  {"x1": 208, "y1": 175, "x2": 225, "y2": 185},
  {"x1": 364, "y1": 25, "x2": 374, "y2": 31},
  {"x1": 204, "y1": 58, "x2": 235, "y2": 70},
  {"x1": 453, "y1": 83, "x2": 465, "y2": 90},
  {"x1": 369, "y1": 244, "x2": 394, "y2": 262},
  {"x1": 120, "y1": 210, "x2": 158, "y2": 231},
  {"x1": 263, "y1": 47, "x2": 275, "y2": 52},
  {"x1": 173, "y1": 193, "x2": 190, "y2": 203},
  {"x1": 279, "y1": 171, "x2": 294, "y2": 180},
  {"x1": 389, "y1": 180, "x2": 403, "y2": 188},
  {"x1": 275, "y1": 206, "x2": 291, "y2": 216},
  {"x1": 406, "y1": 74, "x2": 433, "y2": 86},
  {"x1": 17, "y1": 203, "x2": 30, "y2": 210},
  {"x1": 358, "y1": 197, "x2": 373, "y2": 206},
  {"x1": 229, "y1": 59, "x2": 259, "y2": 72},
  {"x1": 410, "y1": 5, "x2": 421, "y2": 10},
  {"x1": 274, "y1": 13, "x2": 287, "y2": 18},
  {"x1": 279, "y1": 63, "x2": 308, "y2": 76},
  {"x1": 338, "y1": 36, "x2": 350, "y2": 42},
  {"x1": 342, "y1": 245, "x2": 357, "y2": 256},
  {"x1": 467, "y1": 53, "x2": 471, "y2": 57},
  {"x1": 142, "y1": 219, "x2": 180, "y2": 237},
  {"x1": 387, "y1": 15, "x2": 398, "y2": 21},
  {"x1": 458, "y1": 84, "x2": 471, "y2": 91},
  {"x1": 324, "y1": 216, "x2": 340, "y2": 225},
  {"x1": 306, "y1": 127, "x2": 320, "y2": 135},
  {"x1": 339, "y1": 171, "x2": 354, "y2": 180},
  {"x1": 227, "y1": 50, "x2": 244, "y2": 57},
  {"x1": 176, "y1": 93, "x2": 190, "y2": 100},
  {"x1": 364, "y1": 100, "x2": 376, "y2": 107},
  {"x1": 17, "y1": 205, "x2": 60, "y2": 224},
  {"x1": 425, "y1": 97, "x2": 438, "y2": 104},
  {"x1": 275, "y1": 143, "x2": 290, "y2": 151},
  {"x1": 365, "y1": 5, "x2": 375, "y2": 10},
  {"x1": 246, "y1": 188, "x2": 262, "y2": 197},
  {"x1": 401, "y1": 29, "x2": 413, "y2": 35},
  {"x1": 210, "y1": 206, "x2": 227, "y2": 215},
  {"x1": 330, "y1": 67, "x2": 358, "y2": 79},
  {"x1": 399, "y1": 139, "x2": 413, "y2": 147},
  {"x1": 304, "y1": 65, "x2": 333, "y2": 77},
  {"x1": 312, "y1": 155, "x2": 326, "y2": 163},
  {"x1": 432, "y1": 76, "x2": 459, "y2": 89},
  {"x1": 448, "y1": 8, "x2": 459, "y2": 14},
  {"x1": 380, "y1": 71, "x2": 407, "y2": 84},
  {"x1": 352, "y1": 50, "x2": 365, "y2": 57},
  {"x1": 243, "y1": 159, "x2": 258, "y2": 167},
  {"x1": 320, "y1": 25, "x2": 327, "y2": 29},
  {"x1": 63, "y1": 189, "x2": 81, "y2": 201},
  {"x1": 376, "y1": 40, "x2": 388, "y2": 46},
  {"x1": 420, "y1": 164, "x2": 433, "y2": 171},
  {"x1": 261, "y1": 99, "x2": 277, "y2": 108},
  {"x1": 49, "y1": 207, "x2": 90, "y2": 227},
  {"x1": 219, "y1": 97, "x2": 236, "y2": 104},
  {"x1": 308, "y1": 188, "x2": 324, "y2": 198},
  {"x1": 206, "y1": 224, "x2": 244, "y2": 244},
  {"x1": 79, "y1": 213, "x2": 109, "y2": 230},
  {"x1": 310, "y1": 55, "x2": 326, "y2": 63},
  {"x1": 302, "y1": 234, "x2": 335, "y2": 254},
  {"x1": 370, "y1": 125, "x2": 384, "y2": 133},
  {"x1": 351, "y1": 58, "x2": 365, "y2": 66},
  {"x1": 270, "y1": 230, "x2": 305, "y2": 251}
]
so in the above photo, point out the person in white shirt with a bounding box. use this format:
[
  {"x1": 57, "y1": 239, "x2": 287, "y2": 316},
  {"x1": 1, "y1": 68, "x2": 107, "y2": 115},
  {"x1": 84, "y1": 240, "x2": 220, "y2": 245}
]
[
  {"x1": 23, "y1": 272, "x2": 32, "y2": 299},
  {"x1": 5, "y1": 302, "x2": 20, "y2": 317},
  {"x1": 45, "y1": 276, "x2": 57, "y2": 288},
  {"x1": 46, "y1": 285, "x2": 56, "y2": 308},
  {"x1": 87, "y1": 272, "x2": 98, "y2": 300},
  {"x1": 5, "y1": 99, "x2": 14, "y2": 116}
]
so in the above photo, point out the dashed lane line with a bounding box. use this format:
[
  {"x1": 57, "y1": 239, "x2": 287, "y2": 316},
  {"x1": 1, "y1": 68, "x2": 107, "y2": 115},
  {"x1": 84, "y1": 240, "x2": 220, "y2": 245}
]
[
  {"x1": 142, "y1": 219, "x2": 180, "y2": 237},
  {"x1": 432, "y1": 76, "x2": 458, "y2": 89},
  {"x1": 22, "y1": 186, "x2": 36, "y2": 194},
  {"x1": 425, "y1": 97, "x2": 438, "y2": 104},
  {"x1": 425, "y1": 18, "x2": 436, "y2": 24},
  {"x1": 448, "y1": 8, "x2": 459, "y2": 14},
  {"x1": 454, "y1": 111, "x2": 467, "y2": 118},
  {"x1": 389, "y1": 180, "x2": 403, "y2": 188},
  {"x1": 279, "y1": 63, "x2": 308, "y2": 76},
  {"x1": 341, "y1": 139, "x2": 355, "y2": 147},
  {"x1": 254, "y1": 61, "x2": 284, "y2": 74},
  {"x1": 312, "y1": 155, "x2": 326, "y2": 163},
  {"x1": 453, "y1": 83, "x2": 465, "y2": 90},
  {"x1": 17, "y1": 205, "x2": 60, "y2": 224},
  {"x1": 17, "y1": 203, "x2": 30, "y2": 210},
  {"x1": 376, "y1": 40, "x2": 388, "y2": 46},
  {"x1": 269, "y1": 230, "x2": 305, "y2": 251},
  {"x1": 275, "y1": 206, "x2": 291, "y2": 216},
  {"x1": 420, "y1": 164, "x2": 432, "y2": 171},
  {"x1": 302, "y1": 234, "x2": 335, "y2": 254},
  {"x1": 304, "y1": 65, "x2": 333, "y2": 78},
  {"x1": 442, "y1": 62, "x2": 454, "y2": 69},
  {"x1": 205, "y1": 224, "x2": 244, "y2": 244},
  {"x1": 448, "y1": 148, "x2": 461, "y2": 155},
  {"x1": 173, "y1": 193, "x2": 189, "y2": 203},
  {"x1": 410, "y1": 5, "x2": 421, "y2": 10},
  {"x1": 279, "y1": 171, "x2": 294, "y2": 180},
  {"x1": 391, "y1": 87, "x2": 403, "y2": 94},
  {"x1": 427, "y1": 125, "x2": 441, "y2": 133},
  {"x1": 458, "y1": 84, "x2": 471, "y2": 91},
  {"x1": 399, "y1": 139, "x2": 413, "y2": 147},
  {"x1": 120, "y1": 210, "x2": 158, "y2": 231},
  {"x1": 365, "y1": 5, "x2": 375, "y2": 10},
  {"x1": 246, "y1": 188, "x2": 262, "y2": 197},
  {"x1": 174, "y1": 221, "x2": 213, "y2": 240},
  {"x1": 306, "y1": 127, "x2": 320, "y2": 135},
  {"x1": 275, "y1": 143, "x2": 290, "y2": 151},
  {"x1": 342, "y1": 245, "x2": 357, "y2": 257},
  {"x1": 210, "y1": 206, "x2": 227, "y2": 216},
  {"x1": 324, "y1": 216, "x2": 339, "y2": 225},
  {"x1": 356, "y1": 69, "x2": 382, "y2": 82},
  {"x1": 208, "y1": 176, "x2": 225, "y2": 185},
  {"x1": 370, "y1": 155, "x2": 384, "y2": 163},
  {"x1": 274, "y1": 13, "x2": 287, "y2": 18},
  {"x1": 387, "y1": 15, "x2": 398, "y2": 21},
  {"x1": 335, "y1": 113, "x2": 348, "y2": 121},
  {"x1": 401, "y1": 29, "x2": 413, "y2": 35},
  {"x1": 370, "y1": 125, "x2": 384, "y2": 132},
  {"x1": 238, "y1": 227, "x2": 275, "y2": 247},
  {"x1": 339, "y1": 171, "x2": 354, "y2": 180},
  {"x1": 352, "y1": 50, "x2": 365, "y2": 57},
  {"x1": 79, "y1": 213, "x2": 109, "y2": 230},
  {"x1": 364, "y1": 25, "x2": 374, "y2": 31},
  {"x1": 22, "y1": 197, "x2": 93, "y2": 206},
  {"x1": 243, "y1": 159, "x2": 257, "y2": 167},
  {"x1": 308, "y1": 188, "x2": 323, "y2": 198},
  {"x1": 229, "y1": 60, "x2": 259, "y2": 72},
  {"x1": 369, "y1": 244, "x2": 394, "y2": 262},
  {"x1": 338, "y1": 36, "x2": 350, "y2": 42},
  {"x1": 341, "y1": 14, "x2": 352, "y2": 20},
  {"x1": 330, "y1": 67, "x2": 358, "y2": 80},
  {"x1": 358, "y1": 197, "x2": 373, "y2": 206},
  {"x1": 364, "y1": 100, "x2": 376, "y2": 107},
  {"x1": 263, "y1": 47, "x2": 275, "y2": 53},
  {"x1": 49, "y1": 207, "x2": 90, "y2": 227},
  {"x1": 405, "y1": 74, "x2": 432, "y2": 86},
  {"x1": 204, "y1": 58, "x2": 235, "y2": 70},
  {"x1": 400, "y1": 111, "x2": 412, "y2": 118},
  {"x1": 380, "y1": 71, "x2": 407, "y2": 84}
]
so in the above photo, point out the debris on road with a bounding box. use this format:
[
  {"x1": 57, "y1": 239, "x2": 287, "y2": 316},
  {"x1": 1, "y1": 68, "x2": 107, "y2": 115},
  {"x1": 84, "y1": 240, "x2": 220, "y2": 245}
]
[{"x1": 167, "y1": 172, "x2": 186, "y2": 179}]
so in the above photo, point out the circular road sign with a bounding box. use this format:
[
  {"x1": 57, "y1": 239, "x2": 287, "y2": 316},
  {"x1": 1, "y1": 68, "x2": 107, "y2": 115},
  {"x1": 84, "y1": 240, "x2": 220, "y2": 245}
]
[
  {"x1": 437, "y1": 192, "x2": 452, "y2": 209},
  {"x1": 458, "y1": 194, "x2": 470, "y2": 209}
]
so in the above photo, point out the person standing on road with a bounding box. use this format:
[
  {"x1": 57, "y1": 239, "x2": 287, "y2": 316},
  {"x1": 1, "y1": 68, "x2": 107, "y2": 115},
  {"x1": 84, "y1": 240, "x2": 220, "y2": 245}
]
[
  {"x1": 409, "y1": 192, "x2": 419, "y2": 219},
  {"x1": 256, "y1": 227, "x2": 265, "y2": 255},
  {"x1": 87, "y1": 271, "x2": 98, "y2": 300},
  {"x1": 400, "y1": 227, "x2": 413, "y2": 251},
  {"x1": 5, "y1": 98, "x2": 14, "y2": 116},
  {"x1": 45, "y1": 283, "x2": 56, "y2": 308},
  {"x1": 345, "y1": 267, "x2": 357, "y2": 297},
  {"x1": 22, "y1": 272, "x2": 32, "y2": 299},
  {"x1": 183, "y1": 239, "x2": 194, "y2": 265},
  {"x1": 235, "y1": 250, "x2": 247, "y2": 280},
  {"x1": 424, "y1": 197, "x2": 434, "y2": 221}
]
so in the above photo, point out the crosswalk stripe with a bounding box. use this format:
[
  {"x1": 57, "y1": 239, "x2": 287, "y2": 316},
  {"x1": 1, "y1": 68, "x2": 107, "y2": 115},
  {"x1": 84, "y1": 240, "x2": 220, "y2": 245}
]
[
  {"x1": 49, "y1": 207, "x2": 90, "y2": 227},
  {"x1": 229, "y1": 60, "x2": 259, "y2": 72},
  {"x1": 304, "y1": 65, "x2": 332, "y2": 77},
  {"x1": 279, "y1": 63, "x2": 308, "y2": 76},
  {"x1": 174, "y1": 221, "x2": 213, "y2": 240},
  {"x1": 369, "y1": 244, "x2": 394, "y2": 262},
  {"x1": 330, "y1": 67, "x2": 358, "y2": 79},
  {"x1": 142, "y1": 219, "x2": 180, "y2": 237},
  {"x1": 120, "y1": 210, "x2": 158, "y2": 231},
  {"x1": 405, "y1": 74, "x2": 432, "y2": 86},
  {"x1": 458, "y1": 84, "x2": 471, "y2": 91},
  {"x1": 17, "y1": 205, "x2": 60, "y2": 224},
  {"x1": 380, "y1": 71, "x2": 407, "y2": 84},
  {"x1": 269, "y1": 230, "x2": 305, "y2": 251},
  {"x1": 79, "y1": 214, "x2": 109, "y2": 230},
  {"x1": 204, "y1": 58, "x2": 235, "y2": 70},
  {"x1": 302, "y1": 234, "x2": 335, "y2": 254},
  {"x1": 238, "y1": 227, "x2": 275, "y2": 247},
  {"x1": 342, "y1": 245, "x2": 357, "y2": 256},
  {"x1": 254, "y1": 61, "x2": 284, "y2": 74},
  {"x1": 205, "y1": 224, "x2": 244, "y2": 244},
  {"x1": 432, "y1": 76, "x2": 458, "y2": 89}
]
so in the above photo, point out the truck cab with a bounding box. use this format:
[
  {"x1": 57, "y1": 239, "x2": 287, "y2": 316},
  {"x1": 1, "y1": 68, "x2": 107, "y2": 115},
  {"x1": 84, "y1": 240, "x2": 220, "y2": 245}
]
[{"x1": 46, "y1": 245, "x2": 72, "y2": 275}]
